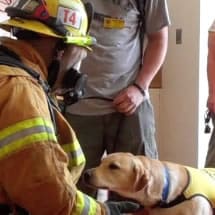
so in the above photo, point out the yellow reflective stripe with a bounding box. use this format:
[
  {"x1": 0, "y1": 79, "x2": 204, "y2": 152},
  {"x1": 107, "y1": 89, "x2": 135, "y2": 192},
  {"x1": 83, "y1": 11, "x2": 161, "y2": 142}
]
[
  {"x1": 0, "y1": 133, "x2": 56, "y2": 159},
  {"x1": 68, "y1": 150, "x2": 85, "y2": 167},
  {"x1": 0, "y1": 118, "x2": 53, "y2": 140},
  {"x1": 73, "y1": 191, "x2": 98, "y2": 215},
  {"x1": 0, "y1": 117, "x2": 57, "y2": 159},
  {"x1": 65, "y1": 35, "x2": 97, "y2": 46},
  {"x1": 63, "y1": 138, "x2": 81, "y2": 151},
  {"x1": 62, "y1": 140, "x2": 86, "y2": 166}
]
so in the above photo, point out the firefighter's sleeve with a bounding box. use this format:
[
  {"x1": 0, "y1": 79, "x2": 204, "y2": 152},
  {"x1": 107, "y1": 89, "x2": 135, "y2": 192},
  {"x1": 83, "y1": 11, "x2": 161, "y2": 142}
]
[
  {"x1": 73, "y1": 192, "x2": 140, "y2": 215},
  {"x1": 0, "y1": 73, "x2": 95, "y2": 215},
  {"x1": 53, "y1": 107, "x2": 86, "y2": 183},
  {"x1": 0, "y1": 69, "x2": 140, "y2": 215}
]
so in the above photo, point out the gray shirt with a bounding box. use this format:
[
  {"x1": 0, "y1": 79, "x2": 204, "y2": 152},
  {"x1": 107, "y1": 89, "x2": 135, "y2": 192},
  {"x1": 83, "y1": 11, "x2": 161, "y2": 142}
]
[{"x1": 67, "y1": 0, "x2": 170, "y2": 115}]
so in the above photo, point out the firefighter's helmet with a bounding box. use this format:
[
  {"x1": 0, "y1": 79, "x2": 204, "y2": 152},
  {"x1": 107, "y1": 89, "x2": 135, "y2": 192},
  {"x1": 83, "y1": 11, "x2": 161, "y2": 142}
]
[{"x1": 0, "y1": 0, "x2": 95, "y2": 47}]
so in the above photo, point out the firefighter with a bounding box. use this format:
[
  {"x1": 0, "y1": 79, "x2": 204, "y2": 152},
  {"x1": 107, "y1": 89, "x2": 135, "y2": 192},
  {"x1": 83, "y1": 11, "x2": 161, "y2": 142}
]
[{"x1": 0, "y1": 0, "x2": 139, "y2": 214}]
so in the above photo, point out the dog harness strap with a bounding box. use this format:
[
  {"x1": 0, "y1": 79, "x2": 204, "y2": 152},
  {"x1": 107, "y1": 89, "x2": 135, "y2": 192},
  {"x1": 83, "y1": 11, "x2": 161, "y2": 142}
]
[
  {"x1": 159, "y1": 194, "x2": 186, "y2": 208},
  {"x1": 160, "y1": 165, "x2": 186, "y2": 208},
  {"x1": 161, "y1": 165, "x2": 170, "y2": 202}
]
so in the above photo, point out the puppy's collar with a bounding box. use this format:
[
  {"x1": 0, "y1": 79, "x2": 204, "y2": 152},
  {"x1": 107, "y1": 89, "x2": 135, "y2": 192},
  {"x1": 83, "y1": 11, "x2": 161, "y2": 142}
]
[{"x1": 161, "y1": 165, "x2": 170, "y2": 203}]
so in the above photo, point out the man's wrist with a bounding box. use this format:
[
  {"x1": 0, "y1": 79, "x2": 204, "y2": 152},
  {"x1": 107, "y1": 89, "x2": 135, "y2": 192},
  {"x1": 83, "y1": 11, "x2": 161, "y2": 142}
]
[
  {"x1": 133, "y1": 83, "x2": 146, "y2": 96},
  {"x1": 132, "y1": 82, "x2": 150, "y2": 100}
]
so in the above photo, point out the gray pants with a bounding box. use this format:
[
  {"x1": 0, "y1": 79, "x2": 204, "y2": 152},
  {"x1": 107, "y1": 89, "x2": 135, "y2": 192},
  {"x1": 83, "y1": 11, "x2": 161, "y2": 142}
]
[
  {"x1": 65, "y1": 99, "x2": 158, "y2": 197},
  {"x1": 205, "y1": 113, "x2": 215, "y2": 167}
]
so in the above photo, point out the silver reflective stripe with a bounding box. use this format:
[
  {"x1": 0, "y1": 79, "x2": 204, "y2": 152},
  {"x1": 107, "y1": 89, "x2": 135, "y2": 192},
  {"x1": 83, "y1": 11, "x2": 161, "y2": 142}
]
[
  {"x1": 75, "y1": 191, "x2": 98, "y2": 215},
  {"x1": 68, "y1": 147, "x2": 84, "y2": 160},
  {"x1": 0, "y1": 126, "x2": 53, "y2": 147},
  {"x1": 81, "y1": 194, "x2": 90, "y2": 215}
]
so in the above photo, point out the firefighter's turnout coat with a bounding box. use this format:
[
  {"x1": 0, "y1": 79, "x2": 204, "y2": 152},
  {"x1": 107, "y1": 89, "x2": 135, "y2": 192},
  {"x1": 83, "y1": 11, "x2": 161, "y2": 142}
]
[{"x1": 0, "y1": 37, "x2": 106, "y2": 215}]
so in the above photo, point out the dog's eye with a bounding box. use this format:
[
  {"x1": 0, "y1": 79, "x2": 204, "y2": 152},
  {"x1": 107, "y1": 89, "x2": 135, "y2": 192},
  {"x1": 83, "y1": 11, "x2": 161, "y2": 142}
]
[{"x1": 109, "y1": 163, "x2": 120, "y2": 170}]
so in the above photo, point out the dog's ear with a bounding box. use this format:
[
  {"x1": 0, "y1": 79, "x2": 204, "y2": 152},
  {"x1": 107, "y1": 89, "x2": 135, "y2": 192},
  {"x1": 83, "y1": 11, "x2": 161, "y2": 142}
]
[
  {"x1": 134, "y1": 172, "x2": 150, "y2": 191},
  {"x1": 132, "y1": 158, "x2": 150, "y2": 192}
]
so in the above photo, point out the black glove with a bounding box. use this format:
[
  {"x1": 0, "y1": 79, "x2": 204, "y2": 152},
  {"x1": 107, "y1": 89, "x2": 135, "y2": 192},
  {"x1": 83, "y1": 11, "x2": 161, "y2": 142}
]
[
  {"x1": 0, "y1": 204, "x2": 29, "y2": 215},
  {"x1": 15, "y1": 206, "x2": 30, "y2": 215},
  {"x1": 104, "y1": 201, "x2": 140, "y2": 215},
  {"x1": 0, "y1": 204, "x2": 11, "y2": 215}
]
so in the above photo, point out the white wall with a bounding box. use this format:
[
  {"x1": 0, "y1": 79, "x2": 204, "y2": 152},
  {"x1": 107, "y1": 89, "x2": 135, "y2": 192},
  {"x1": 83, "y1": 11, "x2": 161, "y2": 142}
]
[
  {"x1": 155, "y1": 0, "x2": 215, "y2": 167},
  {"x1": 198, "y1": 0, "x2": 215, "y2": 167},
  {"x1": 158, "y1": 0, "x2": 200, "y2": 166},
  {"x1": 0, "y1": 12, "x2": 10, "y2": 36}
]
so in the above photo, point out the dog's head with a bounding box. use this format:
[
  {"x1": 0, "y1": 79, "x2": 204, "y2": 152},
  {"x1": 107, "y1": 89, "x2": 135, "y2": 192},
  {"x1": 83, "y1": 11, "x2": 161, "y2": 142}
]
[{"x1": 83, "y1": 152, "x2": 151, "y2": 198}]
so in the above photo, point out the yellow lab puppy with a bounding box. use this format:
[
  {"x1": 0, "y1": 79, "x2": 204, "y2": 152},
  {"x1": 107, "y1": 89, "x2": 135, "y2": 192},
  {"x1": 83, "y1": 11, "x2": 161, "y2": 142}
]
[{"x1": 83, "y1": 152, "x2": 215, "y2": 215}]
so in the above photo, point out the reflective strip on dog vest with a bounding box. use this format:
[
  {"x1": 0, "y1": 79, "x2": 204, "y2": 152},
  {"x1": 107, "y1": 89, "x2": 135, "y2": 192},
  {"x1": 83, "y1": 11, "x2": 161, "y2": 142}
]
[
  {"x1": 73, "y1": 191, "x2": 98, "y2": 215},
  {"x1": 0, "y1": 117, "x2": 57, "y2": 158},
  {"x1": 62, "y1": 140, "x2": 86, "y2": 166}
]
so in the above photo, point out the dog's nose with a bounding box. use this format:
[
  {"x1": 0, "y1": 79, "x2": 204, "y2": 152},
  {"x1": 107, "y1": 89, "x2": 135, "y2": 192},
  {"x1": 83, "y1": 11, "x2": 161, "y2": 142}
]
[{"x1": 83, "y1": 170, "x2": 92, "y2": 183}]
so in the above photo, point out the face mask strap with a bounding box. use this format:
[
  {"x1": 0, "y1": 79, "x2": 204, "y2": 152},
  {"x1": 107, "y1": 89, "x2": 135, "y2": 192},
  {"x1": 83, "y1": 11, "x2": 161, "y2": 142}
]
[{"x1": 47, "y1": 40, "x2": 67, "y2": 88}]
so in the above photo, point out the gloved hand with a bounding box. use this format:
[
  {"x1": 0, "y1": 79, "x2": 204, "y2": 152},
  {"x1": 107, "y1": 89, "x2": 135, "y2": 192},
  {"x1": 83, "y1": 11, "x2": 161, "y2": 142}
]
[
  {"x1": 0, "y1": 204, "x2": 11, "y2": 215},
  {"x1": 104, "y1": 201, "x2": 140, "y2": 215},
  {"x1": 0, "y1": 204, "x2": 29, "y2": 215}
]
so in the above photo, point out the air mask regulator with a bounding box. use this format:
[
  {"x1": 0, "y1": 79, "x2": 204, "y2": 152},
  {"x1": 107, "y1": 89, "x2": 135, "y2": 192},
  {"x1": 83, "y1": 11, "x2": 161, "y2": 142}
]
[{"x1": 61, "y1": 68, "x2": 88, "y2": 105}]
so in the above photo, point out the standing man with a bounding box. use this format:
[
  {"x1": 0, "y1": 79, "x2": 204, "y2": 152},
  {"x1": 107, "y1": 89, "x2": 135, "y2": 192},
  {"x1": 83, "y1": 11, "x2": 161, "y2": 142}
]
[
  {"x1": 205, "y1": 20, "x2": 215, "y2": 167},
  {"x1": 65, "y1": 0, "x2": 171, "y2": 197}
]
